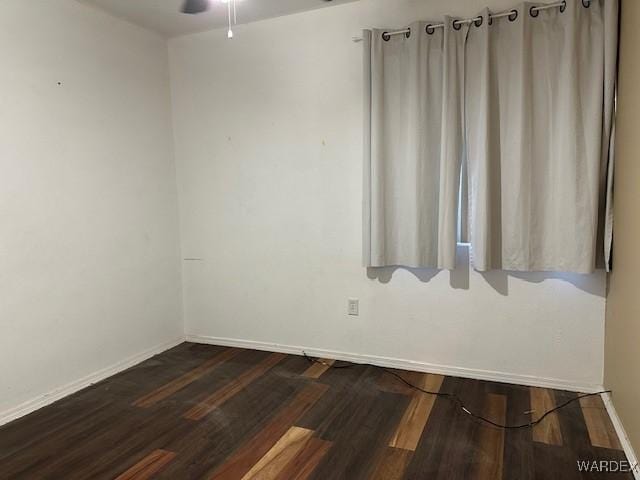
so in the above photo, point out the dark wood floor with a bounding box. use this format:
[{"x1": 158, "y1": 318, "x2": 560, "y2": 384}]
[{"x1": 0, "y1": 342, "x2": 632, "y2": 479}]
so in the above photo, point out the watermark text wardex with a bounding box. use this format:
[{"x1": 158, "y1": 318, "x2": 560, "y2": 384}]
[{"x1": 577, "y1": 460, "x2": 639, "y2": 473}]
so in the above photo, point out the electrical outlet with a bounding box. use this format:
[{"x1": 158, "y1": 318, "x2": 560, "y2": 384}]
[{"x1": 348, "y1": 298, "x2": 359, "y2": 316}]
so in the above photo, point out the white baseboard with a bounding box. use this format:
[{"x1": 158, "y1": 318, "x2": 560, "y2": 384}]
[
  {"x1": 185, "y1": 334, "x2": 604, "y2": 394},
  {"x1": 0, "y1": 336, "x2": 185, "y2": 427},
  {"x1": 601, "y1": 392, "x2": 640, "y2": 479}
]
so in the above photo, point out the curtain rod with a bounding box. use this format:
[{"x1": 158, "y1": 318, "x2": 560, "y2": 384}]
[{"x1": 351, "y1": 1, "x2": 567, "y2": 43}]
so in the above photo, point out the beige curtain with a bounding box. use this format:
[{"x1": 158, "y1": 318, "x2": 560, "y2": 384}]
[
  {"x1": 465, "y1": 0, "x2": 619, "y2": 273},
  {"x1": 363, "y1": 0, "x2": 618, "y2": 273},
  {"x1": 363, "y1": 19, "x2": 468, "y2": 269}
]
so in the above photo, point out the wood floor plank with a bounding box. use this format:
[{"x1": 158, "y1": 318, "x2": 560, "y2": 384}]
[
  {"x1": 368, "y1": 447, "x2": 413, "y2": 480},
  {"x1": 114, "y1": 449, "x2": 176, "y2": 480},
  {"x1": 0, "y1": 397, "x2": 113, "y2": 465},
  {"x1": 275, "y1": 437, "x2": 331, "y2": 480},
  {"x1": 76, "y1": 359, "x2": 300, "y2": 480},
  {"x1": 549, "y1": 390, "x2": 633, "y2": 479},
  {"x1": 388, "y1": 373, "x2": 444, "y2": 451},
  {"x1": 308, "y1": 390, "x2": 408, "y2": 480},
  {"x1": 470, "y1": 393, "x2": 507, "y2": 480},
  {"x1": 592, "y1": 446, "x2": 636, "y2": 479},
  {"x1": 23, "y1": 402, "x2": 184, "y2": 480},
  {"x1": 530, "y1": 387, "x2": 563, "y2": 446},
  {"x1": 241, "y1": 426, "x2": 314, "y2": 480},
  {"x1": 499, "y1": 383, "x2": 535, "y2": 480},
  {"x1": 0, "y1": 400, "x2": 133, "y2": 479},
  {"x1": 402, "y1": 377, "x2": 486, "y2": 479},
  {"x1": 532, "y1": 442, "x2": 579, "y2": 480},
  {"x1": 395, "y1": 377, "x2": 458, "y2": 479},
  {"x1": 133, "y1": 348, "x2": 243, "y2": 408},
  {"x1": 42, "y1": 352, "x2": 275, "y2": 479},
  {"x1": 579, "y1": 394, "x2": 622, "y2": 450},
  {"x1": 302, "y1": 359, "x2": 335, "y2": 379},
  {"x1": 433, "y1": 378, "x2": 485, "y2": 480},
  {"x1": 208, "y1": 382, "x2": 329, "y2": 479},
  {"x1": 534, "y1": 442, "x2": 634, "y2": 480},
  {"x1": 184, "y1": 352, "x2": 287, "y2": 421},
  {"x1": 296, "y1": 364, "x2": 374, "y2": 440},
  {"x1": 376, "y1": 369, "x2": 424, "y2": 396},
  {"x1": 154, "y1": 356, "x2": 308, "y2": 479}
]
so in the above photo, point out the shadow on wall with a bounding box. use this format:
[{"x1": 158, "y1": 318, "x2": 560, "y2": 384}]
[{"x1": 367, "y1": 244, "x2": 605, "y2": 297}]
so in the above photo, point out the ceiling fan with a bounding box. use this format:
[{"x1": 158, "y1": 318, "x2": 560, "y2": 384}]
[
  {"x1": 180, "y1": 0, "x2": 210, "y2": 14},
  {"x1": 181, "y1": 0, "x2": 238, "y2": 38}
]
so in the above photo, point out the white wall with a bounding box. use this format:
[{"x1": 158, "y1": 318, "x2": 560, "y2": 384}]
[
  {"x1": 0, "y1": 0, "x2": 183, "y2": 417},
  {"x1": 169, "y1": 0, "x2": 606, "y2": 392}
]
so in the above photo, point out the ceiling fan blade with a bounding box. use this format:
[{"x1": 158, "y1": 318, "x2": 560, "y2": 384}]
[{"x1": 181, "y1": 0, "x2": 209, "y2": 14}]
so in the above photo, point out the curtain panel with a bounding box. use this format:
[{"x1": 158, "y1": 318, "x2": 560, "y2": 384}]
[
  {"x1": 363, "y1": 0, "x2": 619, "y2": 273},
  {"x1": 465, "y1": 0, "x2": 619, "y2": 273},
  {"x1": 363, "y1": 20, "x2": 468, "y2": 270}
]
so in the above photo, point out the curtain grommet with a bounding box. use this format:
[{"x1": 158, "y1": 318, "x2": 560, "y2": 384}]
[
  {"x1": 452, "y1": 19, "x2": 462, "y2": 30},
  {"x1": 508, "y1": 9, "x2": 518, "y2": 21},
  {"x1": 382, "y1": 31, "x2": 390, "y2": 41},
  {"x1": 560, "y1": 0, "x2": 567, "y2": 12},
  {"x1": 529, "y1": 6, "x2": 539, "y2": 17},
  {"x1": 405, "y1": 27, "x2": 411, "y2": 39},
  {"x1": 488, "y1": 15, "x2": 493, "y2": 25},
  {"x1": 582, "y1": 0, "x2": 591, "y2": 7},
  {"x1": 425, "y1": 24, "x2": 435, "y2": 35},
  {"x1": 474, "y1": 16, "x2": 483, "y2": 27}
]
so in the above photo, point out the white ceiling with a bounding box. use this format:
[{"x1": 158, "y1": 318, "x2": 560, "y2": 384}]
[{"x1": 81, "y1": 0, "x2": 359, "y2": 38}]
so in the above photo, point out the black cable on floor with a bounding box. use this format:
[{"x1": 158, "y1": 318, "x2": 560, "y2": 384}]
[{"x1": 302, "y1": 352, "x2": 612, "y2": 430}]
